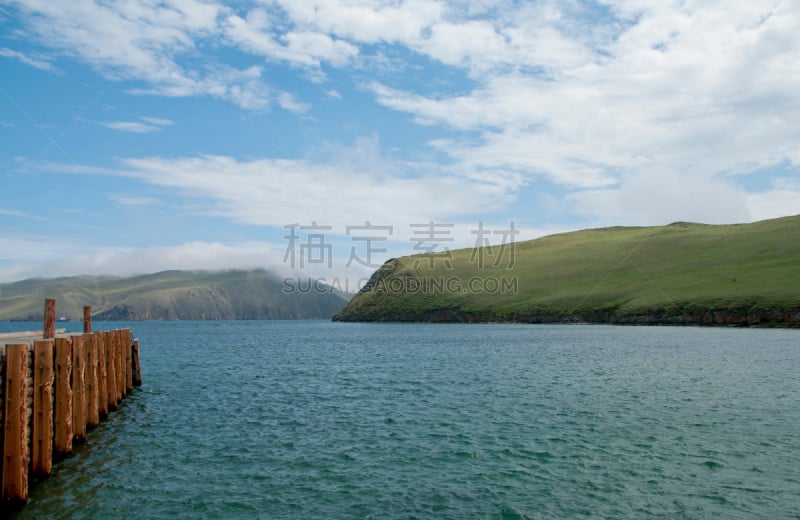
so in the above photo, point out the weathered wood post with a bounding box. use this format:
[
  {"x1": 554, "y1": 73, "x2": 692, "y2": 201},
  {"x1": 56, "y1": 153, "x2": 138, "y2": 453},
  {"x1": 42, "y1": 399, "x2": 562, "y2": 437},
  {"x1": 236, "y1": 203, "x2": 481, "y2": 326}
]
[
  {"x1": 71, "y1": 335, "x2": 87, "y2": 444},
  {"x1": 31, "y1": 340, "x2": 54, "y2": 479},
  {"x1": 115, "y1": 330, "x2": 124, "y2": 401},
  {"x1": 86, "y1": 333, "x2": 100, "y2": 429},
  {"x1": 2, "y1": 344, "x2": 30, "y2": 505},
  {"x1": 83, "y1": 306, "x2": 92, "y2": 334},
  {"x1": 124, "y1": 329, "x2": 133, "y2": 394},
  {"x1": 132, "y1": 339, "x2": 142, "y2": 386},
  {"x1": 105, "y1": 331, "x2": 117, "y2": 412},
  {"x1": 54, "y1": 337, "x2": 73, "y2": 458},
  {"x1": 97, "y1": 332, "x2": 108, "y2": 420},
  {"x1": 43, "y1": 299, "x2": 56, "y2": 340},
  {"x1": 1, "y1": 323, "x2": 141, "y2": 511}
]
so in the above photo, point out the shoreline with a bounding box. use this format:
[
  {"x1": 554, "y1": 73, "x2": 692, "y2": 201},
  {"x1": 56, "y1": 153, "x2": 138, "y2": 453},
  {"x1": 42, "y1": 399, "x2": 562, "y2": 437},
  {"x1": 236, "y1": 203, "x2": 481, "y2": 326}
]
[{"x1": 333, "y1": 306, "x2": 800, "y2": 328}]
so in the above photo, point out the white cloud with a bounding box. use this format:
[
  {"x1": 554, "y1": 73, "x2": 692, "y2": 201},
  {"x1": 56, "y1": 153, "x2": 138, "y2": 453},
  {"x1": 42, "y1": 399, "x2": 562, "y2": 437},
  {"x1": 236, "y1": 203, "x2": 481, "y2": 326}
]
[
  {"x1": 140, "y1": 116, "x2": 173, "y2": 126},
  {"x1": 99, "y1": 116, "x2": 174, "y2": 133},
  {"x1": 365, "y1": 1, "x2": 800, "y2": 223},
  {"x1": 224, "y1": 9, "x2": 358, "y2": 71},
  {"x1": 0, "y1": 208, "x2": 48, "y2": 221},
  {"x1": 568, "y1": 168, "x2": 750, "y2": 226},
  {"x1": 273, "y1": 0, "x2": 444, "y2": 44},
  {"x1": 44, "y1": 135, "x2": 516, "y2": 232},
  {"x1": 222, "y1": 9, "x2": 277, "y2": 53},
  {"x1": 746, "y1": 176, "x2": 800, "y2": 221},
  {"x1": 117, "y1": 155, "x2": 510, "y2": 229},
  {"x1": 0, "y1": 235, "x2": 90, "y2": 282},
  {"x1": 277, "y1": 92, "x2": 311, "y2": 114},
  {"x1": 6, "y1": 0, "x2": 800, "y2": 230},
  {"x1": 0, "y1": 46, "x2": 55, "y2": 71},
  {"x1": 101, "y1": 121, "x2": 160, "y2": 133},
  {"x1": 271, "y1": 1, "x2": 593, "y2": 74},
  {"x1": 747, "y1": 190, "x2": 800, "y2": 222},
  {"x1": 4, "y1": 0, "x2": 283, "y2": 110},
  {"x1": 0, "y1": 238, "x2": 290, "y2": 283},
  {"x1": 422, "y1": 20, "x2": 508, "y2": 68},
  {"x1": 283, "y1": 31, "x2": 359, "y2": 67},
  {"x1": 126, "y1": 64, "x2": 274, "y2": 110},
  {"x1": 8, "y1": 0, "x2": 216, "y2": 81},
  {"x1": 0, "y1": 220, "x2": 586, "y2": 285},
  {"x1": 0, "y1": 235, "x2": 401, "y2": 292},
  {"x1": 109, "y1": 194, "x2": 162, "y2": 207}
]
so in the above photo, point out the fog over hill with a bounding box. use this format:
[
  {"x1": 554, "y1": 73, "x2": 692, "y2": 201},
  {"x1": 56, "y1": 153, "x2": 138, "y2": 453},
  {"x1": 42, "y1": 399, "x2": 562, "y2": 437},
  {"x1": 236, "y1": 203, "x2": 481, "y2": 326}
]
[{"x1": 0, "y1": 269, "x2": 349, "y2": 321}]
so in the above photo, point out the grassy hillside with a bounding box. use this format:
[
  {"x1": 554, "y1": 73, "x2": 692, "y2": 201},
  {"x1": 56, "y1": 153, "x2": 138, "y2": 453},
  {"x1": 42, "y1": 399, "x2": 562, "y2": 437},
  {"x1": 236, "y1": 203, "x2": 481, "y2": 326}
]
[
  {"x1": 0, "y1": 269, "x2": 349, "y2": 321},
  {"x1": 334, "y1": 215, "x2": 800, "y2": 326}
]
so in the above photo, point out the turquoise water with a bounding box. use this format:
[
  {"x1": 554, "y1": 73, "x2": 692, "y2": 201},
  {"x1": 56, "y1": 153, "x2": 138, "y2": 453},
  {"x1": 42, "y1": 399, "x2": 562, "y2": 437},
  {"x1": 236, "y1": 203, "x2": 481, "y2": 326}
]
[{"x1": 12, "y1": 321, "x2": 800, "y2": 519}]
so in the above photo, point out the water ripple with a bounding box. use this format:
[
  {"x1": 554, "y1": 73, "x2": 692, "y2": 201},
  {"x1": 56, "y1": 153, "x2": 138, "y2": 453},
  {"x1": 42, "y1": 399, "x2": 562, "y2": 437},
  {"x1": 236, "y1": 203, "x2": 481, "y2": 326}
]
[{"x1": 14, "y1": 322, "x2": 800, "y2": 519}]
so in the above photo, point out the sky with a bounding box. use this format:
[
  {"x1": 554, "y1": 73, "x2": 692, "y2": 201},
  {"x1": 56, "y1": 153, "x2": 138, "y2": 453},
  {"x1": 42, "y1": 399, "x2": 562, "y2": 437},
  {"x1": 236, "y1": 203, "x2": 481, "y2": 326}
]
[{"x1": 1, "y1": 0, "x2": 799, "y2": 287}]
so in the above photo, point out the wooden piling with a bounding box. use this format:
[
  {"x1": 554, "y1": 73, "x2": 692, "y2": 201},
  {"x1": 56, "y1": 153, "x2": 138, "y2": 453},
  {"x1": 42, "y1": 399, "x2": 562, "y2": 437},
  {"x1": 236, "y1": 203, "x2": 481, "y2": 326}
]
[
  {"x1": 54, "y1": 337, "x2": 73, "y2": 458},
  {"x1": 2, "y1": 344, "x2": 30, "y2": 505},
  {"x1": 1, "y1": 319, "x2": 141, "y2": 511},
  {"x1": 117, "y1": 330, "x2": 126, "y2": 401},
  {"x1": 83, "y1": 306, "x2": 92, "y2": 334},
  {"x1": 120, "y1": 330, "x2": 127, "y2": 398},
  {"x1": 105, "y1": 331, "x2": 117, "y2": 412},
  {"x1": 132, "y1": 339, "x2": 142, "y2": 387},
  {"x1": 71, "y1": 335, "x2": 87, "y2": 444},
  {"x1": 97, "y1": 332, "x2": 108, "y2": 420},
  {"x1": 31, "y1": 340, "x2": 54, "y2": 479},
  {"x1": 124, "y1": 329, "x2": 133, "y2": 394},
  {"x1": 43, "y1": 299, "x2": 56, "y2": 340},
  {"x1": 86, "y1": 333, "x2": 100, "y2": 429},
  {"x1": 115, "y1": 330, "x2": 125, "y2": 401}
]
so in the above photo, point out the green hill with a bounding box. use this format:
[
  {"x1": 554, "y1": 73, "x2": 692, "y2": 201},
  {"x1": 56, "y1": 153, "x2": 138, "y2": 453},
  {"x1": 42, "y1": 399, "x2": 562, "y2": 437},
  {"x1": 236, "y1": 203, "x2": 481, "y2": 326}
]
[
  {"x1": 333, "y1": 215, "x2": 800, "y2": 327},
  {"x1": 0, "y1": 269, "x2": 349, "y2": 321}
]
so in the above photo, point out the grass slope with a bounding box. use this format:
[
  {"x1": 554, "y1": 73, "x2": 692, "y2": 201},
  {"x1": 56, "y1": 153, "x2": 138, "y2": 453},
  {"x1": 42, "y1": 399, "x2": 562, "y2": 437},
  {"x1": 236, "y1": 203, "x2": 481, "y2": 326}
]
[
  {"x1": 334, "y1": 215, "x2": 800, "y2": 326},
  {"x1": 0, "y1": 269, "x2": 349, "y2": 321}
]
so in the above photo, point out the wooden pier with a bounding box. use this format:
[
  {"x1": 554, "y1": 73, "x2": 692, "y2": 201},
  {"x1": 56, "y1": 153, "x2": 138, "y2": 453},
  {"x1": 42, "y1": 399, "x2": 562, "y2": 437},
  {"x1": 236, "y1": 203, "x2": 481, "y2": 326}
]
[{"x1": 0, "y1": 299, "x2": 141, "y2": 510}]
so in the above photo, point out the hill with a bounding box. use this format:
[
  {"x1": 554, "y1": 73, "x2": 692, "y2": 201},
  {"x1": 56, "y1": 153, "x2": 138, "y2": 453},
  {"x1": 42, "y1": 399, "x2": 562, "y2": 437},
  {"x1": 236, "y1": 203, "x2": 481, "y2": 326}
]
[
  {"x1": 0, "y1": 269, "x2": 349, "y2": 321},
  {"x1": 333, "y1": 215, "x2": 800, "y2": 327}
]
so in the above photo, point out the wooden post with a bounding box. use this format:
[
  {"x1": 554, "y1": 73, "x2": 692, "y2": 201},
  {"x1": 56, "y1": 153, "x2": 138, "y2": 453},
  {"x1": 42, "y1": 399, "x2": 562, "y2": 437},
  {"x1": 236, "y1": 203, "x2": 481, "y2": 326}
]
[
  {"x1": 116, "y1": 330, "x2": 125, "y2": 400},
  {"x1": 43, "y1": 298, "x2": 56, "y2": 340},
  {"x1": 54, "y1": 337, "x2": 73, "y2": 458},
  {"x1": 105, "y1": 331, "x2": 117, "y2": 412},
  {"x1": 132, "y1": 339, "x2": 142, "y2": 387},
  {"x1": 115, "y1": 330, "x2": 123, "y2": 401},
  {"x1": 83, "y1": 306, "x2": 92, "y2": 334},
  {"x1": 124, "y1": 329, "x2": 133, "y2": 394},
  {"x1": 0, "y1": 327, "x2": 140, "y2": 508},
  {"x1": 97, "y1": 332, "x2": 108, "y2": 420},
  {"x1": 31, "y1": 340, "x2": 54, "y2": 479},
  {"x1": 113, "y1": 331, "x2": 121, "y2": 401},
  {"x1": 71, "y1": 335, "x2": 87, "y2": 444},
  {"x1": 86, "y1": 333, "x2": 100, "y2": 429},
  {"x1": 2, "y1": 344, "x2": 30, "y2": 505}
]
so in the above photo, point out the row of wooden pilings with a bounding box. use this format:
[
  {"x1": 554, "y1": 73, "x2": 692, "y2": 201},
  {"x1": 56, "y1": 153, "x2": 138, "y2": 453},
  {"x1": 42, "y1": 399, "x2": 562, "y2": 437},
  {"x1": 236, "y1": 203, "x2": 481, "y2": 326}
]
[{"x1": 1, "y1": 299, "x2": 142, "y2": 509}]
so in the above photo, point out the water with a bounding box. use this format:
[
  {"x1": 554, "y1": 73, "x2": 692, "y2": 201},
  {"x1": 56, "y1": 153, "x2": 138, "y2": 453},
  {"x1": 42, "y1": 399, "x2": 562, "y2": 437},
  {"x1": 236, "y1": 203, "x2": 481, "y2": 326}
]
[{"x1": 11, "y1": 321, "x2": 800, "y2": 519}]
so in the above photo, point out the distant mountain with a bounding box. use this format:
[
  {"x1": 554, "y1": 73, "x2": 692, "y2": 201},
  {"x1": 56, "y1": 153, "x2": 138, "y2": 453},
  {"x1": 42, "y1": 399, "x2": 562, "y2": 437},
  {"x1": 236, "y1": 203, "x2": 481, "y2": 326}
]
[
  {"x1": 334, "y1": 215, "x2": 800, "y2": 327},
  {"x1": 0, "y1": 269, "x2": 350, "y2": 321}
]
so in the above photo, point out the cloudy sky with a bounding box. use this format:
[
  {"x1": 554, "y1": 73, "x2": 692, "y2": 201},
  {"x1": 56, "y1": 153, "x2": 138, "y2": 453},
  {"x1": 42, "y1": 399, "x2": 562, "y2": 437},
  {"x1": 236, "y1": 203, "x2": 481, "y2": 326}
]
[{"x1": 1, "y1": 0, "x2": 799, "y2": 285}]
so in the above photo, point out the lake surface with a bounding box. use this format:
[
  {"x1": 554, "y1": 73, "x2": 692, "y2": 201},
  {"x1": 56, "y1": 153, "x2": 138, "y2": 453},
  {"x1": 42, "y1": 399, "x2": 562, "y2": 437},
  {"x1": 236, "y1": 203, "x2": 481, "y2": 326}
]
[{"x1": 11, "y1": 321, "x2": 800, "y2": 519}]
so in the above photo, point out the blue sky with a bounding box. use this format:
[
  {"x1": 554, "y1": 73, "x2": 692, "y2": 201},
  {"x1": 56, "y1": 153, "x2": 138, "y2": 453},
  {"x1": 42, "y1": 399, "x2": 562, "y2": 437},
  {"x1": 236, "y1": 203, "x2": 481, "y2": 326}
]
[{"x1": 1, "y1": 0, "x2": 799, "y2": 286}]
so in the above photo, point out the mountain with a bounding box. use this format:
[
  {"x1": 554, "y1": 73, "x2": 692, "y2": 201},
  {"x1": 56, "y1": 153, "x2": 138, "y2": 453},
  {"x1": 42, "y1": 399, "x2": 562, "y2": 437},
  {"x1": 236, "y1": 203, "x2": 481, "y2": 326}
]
[
  {"x1": 0, "y1": 269, "x2": 349, "y2": 321},
  {"x1": 333, "y1": 215, "x2": 800, "y2": 327}
]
